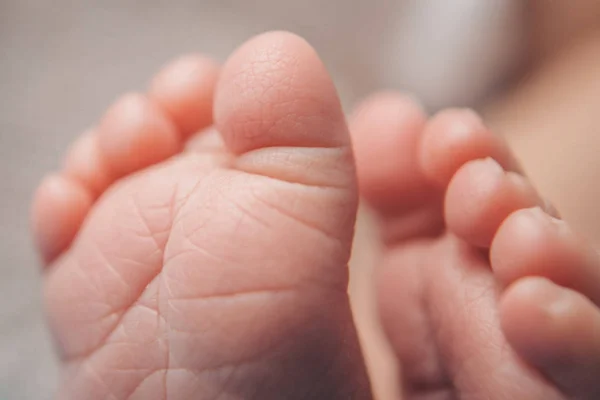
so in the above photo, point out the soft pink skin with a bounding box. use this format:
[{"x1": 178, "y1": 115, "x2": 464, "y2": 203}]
[
  {"x1": 32, "y1": 32, "x2": 371, "y2": 399},
  {"x1": 351, "y1": 95, "x2": 600, "y2": 400},
  {"x1": 31, "y1": 32, "x2": 600, "y2": 400}
]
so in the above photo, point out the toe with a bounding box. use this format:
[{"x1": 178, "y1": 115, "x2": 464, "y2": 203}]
[
  {"x1": 47, "y1": 55, "x2": 219, "y2": 265},
  {"x1": 501, "y1": 277, "x2": 600, "y2": 399},
  {"x1": 31, "y1": 174, "x2": 93, "y2": 264},
  {"x1": 350, "y1": 92, "x2": 444, "y2": 243},
  {"x1": 491, "y1": 207, "x2": 600, "y2": 304},
  {"x1": 62, "y1": 129, "x2": 112, "y2": 197},
  {"x1": 350, "y1": 92, "x2": 429, "y2": 212},
  {"x1": 214, "y1": 31, "x2": 349, "y2": 153},
  {"x1": 213, "y1": 31, "x2": 357, "y2": 196},
  {"x1": 445, "y1": 158, "x2": 543, "y2": 247},
  {"x1": 65, "y1": 55, "x2": 219, "y2": 192},
  {"x1": 149, "y1": 54, "x2": 220, "y2": 138},
  {"x1": 185, "y1": 126, "x2": 226, "y2": 153},
  {"x1": 97, "y1": 93, "x2": 182, "y2": 178},
  {"x1": 421, "y1": 108, "x2": 521, "y2": 186},
  {"x1": 208, "y1": 30, "x2": 358, "y2": 254}
]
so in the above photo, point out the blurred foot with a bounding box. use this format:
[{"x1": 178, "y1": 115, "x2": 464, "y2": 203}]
[{"x1": 352, "y1": 93, "x2": 600, "y2": 399}]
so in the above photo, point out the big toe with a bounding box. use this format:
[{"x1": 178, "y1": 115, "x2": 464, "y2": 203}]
[
  {"x1": 176, "y1": 31, "x2": 369, "y2": 398},
  {"x1": 213, "y1": 31, "x2": 359, "y2": 246},
  {"x1": 215, "y1": 31, "x2": 351, "y2": 152}
]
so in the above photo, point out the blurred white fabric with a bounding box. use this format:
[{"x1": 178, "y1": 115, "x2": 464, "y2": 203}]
[{"x1": 0, "y1": 1, "x2": 524, "y2": 398}]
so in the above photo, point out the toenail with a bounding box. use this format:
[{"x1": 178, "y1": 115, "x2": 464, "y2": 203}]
[
  {"x1": 544, "y1": 287, "x2": 574, "y2": 319},
  {"x1": 528, "y1": 206, "x2": 549, "y2": 218},
  {"x1": 528, "y1": 206, "x2": 566, "y2": 228},
  {"x1": 447, "y1": 108, "x2": 486, "y2": 138},
  {"x1": 505, "y1": 171, "x2": 528, "y2": 186},
  {"x1": 514, "y1": 277, "x2": 573, "y2": 319},
  {"x1": 542, "y1": 198, "x2": 562, "y2": 220},
  {"x1": 480, "y1": 157, "x2": 504, "y2": 175}
]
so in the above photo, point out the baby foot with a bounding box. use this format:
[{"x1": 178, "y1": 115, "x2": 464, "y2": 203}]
[
  {"x1": 351, "y1": 93, "x2": 600, "y2": 400},
  {"x1": 31, "y1": 32, "x2": 371, "y2": 399}
]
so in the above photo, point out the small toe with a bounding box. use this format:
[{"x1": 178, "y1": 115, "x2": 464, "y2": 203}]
[
  {"x1": 491, "y1": 207, "x2": 600, "y2": 304},
  {"x1": 149, "y1": 54, "x2": 220, "y2": 138},
  {"x1": 501, "y1": 277, "x2": 600, "y2": 399},
  {"x1": 185, "y1": 126, "x2": 226, "y2": 153},
  {"x1": 31, "y1": 174, "x2": 93, "y2": 264},
  {"x1": 445, "y1": 158, "x2": 542, "y2": 247},
  {"x1": 420, "y1": 109, "x2": 520, "y2": 186},
  {"x1": 350, "y1": 92, "x2": 444, "y2": 243},
  {"x1": 97, "y1": 93, "x2": 182, "y2": 178},
  {"x1": 350, "y1": 92, "x2": 434, "y2": 213},
  {"x1": 62, "y1": 129, "x2": 112, "y2": 197}
]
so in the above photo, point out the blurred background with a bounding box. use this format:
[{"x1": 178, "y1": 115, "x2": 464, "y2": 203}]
[{"x1": 3, "y1": 1, "x2": 600, "y2": 399}]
